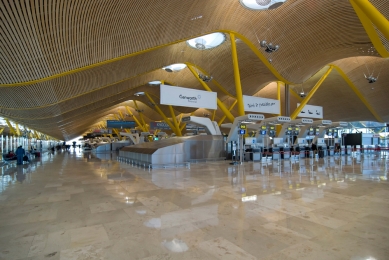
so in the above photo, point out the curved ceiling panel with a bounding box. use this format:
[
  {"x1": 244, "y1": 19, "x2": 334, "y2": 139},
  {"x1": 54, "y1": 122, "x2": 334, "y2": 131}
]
[{"x1": 1, "y1": 0, "x2": 388, "y2": 140}]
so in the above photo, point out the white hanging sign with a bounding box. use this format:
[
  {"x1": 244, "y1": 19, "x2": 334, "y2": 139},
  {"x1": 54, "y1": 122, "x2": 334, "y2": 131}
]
[
  {"x1": 243, "y1": 95, "x2": 280, "y2": 114},
  {"x1": 160, "y1": 85, "x2": 217, "y2": 109},
  {"x1": 297, "y1": 103, "x2": 323, "y2": 119}
]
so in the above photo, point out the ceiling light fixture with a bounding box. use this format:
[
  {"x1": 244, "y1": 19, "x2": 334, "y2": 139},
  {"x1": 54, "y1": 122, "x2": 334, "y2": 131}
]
[
  {"x1": 162, "y1": 63, "x2": 187, "y2": 72},
  {"x1": 148, "y1": 80, "x2": 161, "y2": 85},
  {"x1": 186, "y1": 32, "x2": 226, "y2": 50},
  {"x1": 134, "y1": 92, "x2": 145, "y2": 96},
  {"x1": 240, "y1": 0, "x2": 287, "y2": 10},
  {"x1": 260, "y1": 40, "x2": 279, "y2": 53}
]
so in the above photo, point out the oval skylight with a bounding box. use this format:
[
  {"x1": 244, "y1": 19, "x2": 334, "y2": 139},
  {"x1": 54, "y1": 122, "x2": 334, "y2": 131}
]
[
  {"x1": 148, "y1": 81, "x2": 161, "y2": 85},
  {"x1": 240, "y1": 0, "x2": 286, "y2": 10},
  {"x1": 162, "y1": 63, "x2": 187, "y2": 72},
  {"x1": 187, "y1": 32, "x2": 226, "y2": 50}
]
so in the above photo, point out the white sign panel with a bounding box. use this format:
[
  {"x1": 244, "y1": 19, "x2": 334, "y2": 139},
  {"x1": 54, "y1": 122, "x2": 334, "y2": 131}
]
[
  {"x1": 297, "y1": 103, "x2": 323, "y2": 119},
  {"x1": 160, "y1": 85, "x2": 217, "y2": 109},
  {"x1": 243, "y1": 95, "x2": 280, "y2": 114}
]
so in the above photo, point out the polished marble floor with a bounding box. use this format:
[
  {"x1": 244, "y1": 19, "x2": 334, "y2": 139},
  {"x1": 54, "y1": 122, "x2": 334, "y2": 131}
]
[{"x1": 0, "y1": 149, "x2": 389, "y2": 259}]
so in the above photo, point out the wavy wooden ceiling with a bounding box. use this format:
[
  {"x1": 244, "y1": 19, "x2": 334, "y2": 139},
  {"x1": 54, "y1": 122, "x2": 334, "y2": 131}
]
[{"x1": 0, "y1": 0, "x2": 388, "y2": 140}]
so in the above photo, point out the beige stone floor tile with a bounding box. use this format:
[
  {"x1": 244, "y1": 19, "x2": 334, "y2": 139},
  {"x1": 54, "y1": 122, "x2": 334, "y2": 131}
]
[
  {"x1": 199, "y1": 237, "x2": 257, "y2": 260},
  {"x1": 59, "y1": 243, "x2": 105, "y2": 260},
  {"x1": 68, "y1": 225, "x2": 109, "y2": 248},
  {"x1": 2, "y1": 153, "x2": 389, "y2": 260},
  {"x1": 296, "y1": 211, "x2": 348, "y2": 229},
  {"x1": 89, "y1": 202, "x2": 116, "y2": 213},
  {"x1": 0, "y1": 235, "x2": 35, "y2": 260},
  {"x1": 278, "y1": 241, "x2": 340, "y2": 260},
  {"x1": 48, "y1": 194, "x2": 71, "y2": 202},
  {"x1": 27, "y1": 208, "x2": 58, "y2": 222},
  {"x1": 45, "y1": 183, "x2": 63, "y2": 188}
]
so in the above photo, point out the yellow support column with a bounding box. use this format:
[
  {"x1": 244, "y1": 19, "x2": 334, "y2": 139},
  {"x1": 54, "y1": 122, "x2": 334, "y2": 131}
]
[
  {"x1": 169, "y1": 105, "x2": 182, "y2": 136},
  {"x1": 5, "y1": 119, "x2": 16, "y2": 136},
  {"x1": 277, "y1": 81, "x2": 282, "y2": 115},
  {"x1": 331, "y1": 65, "x2": 383, "y2": 122},
  {"x1": 290, "y1": 66, "x2": 333, "y2": 120},
  {"x1": 125, "y1": 106, "x2": 146, "y2": 131},
  {"x1": 276, "y1": 81, "x2": 282, "y2": 135},
  {"x1": 230, "y1": 33, "x2": 245, "y2": 116},
  {"x1": 144, "y1": 93, "x2": 179, "y2": 135},
  {"x1": 187, "y1": 65, "x2": 235, "y2": 123},
  {"x1": 350, "y1": 0, "x2": 389, "y2": 57},
  {"x1": 0, "y1": 128, "x2": 3, "y2": 135},
  {"x1": 218, "y1": 100, "x2": 237, "y2": 126},
  {"x1": 15, "y1": 124, "x2": 21, "y2": 136},
  {"x1": 134, "y1": 100, "x2": 148, "y2": 131},
  {"x1": 351, "y1": 0, "x2": 389, "y2": 41},
  {"x1": 118, "y1": 110, "x2": 125, "y2": 120},
  {"x1": 211, "y1": 110, "x2": 217, "y2": 121}
]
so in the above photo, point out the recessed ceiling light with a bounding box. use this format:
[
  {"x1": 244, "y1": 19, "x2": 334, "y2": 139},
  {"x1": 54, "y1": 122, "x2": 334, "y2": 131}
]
[
  {"x1": 134, "y1": 92, "x2": 145, "y2": 96},
  {"x1": 239, "y1": 0, "x2": 287, "y2": 10},
  {"x1": 148, "y1": 80, "x2": 161, "y2": 85},
  {"x1": 186, "y1": 32, "x2": 226, "y2": 50},
  {"x1": 162, "y1": 63, "x2": 187, "y2": 72}
]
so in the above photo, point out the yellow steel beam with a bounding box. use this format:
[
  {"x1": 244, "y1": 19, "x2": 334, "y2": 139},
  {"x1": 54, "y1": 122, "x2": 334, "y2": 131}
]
[
  {"x1": 112, "y1": 128, "x2": 120, "y2": 137},
  {"x1": 144, "y1": 92, "x2": 178, "y2": 135},
  {"x1": 125, "y1": 106, "x2": 146, "y2": 131},
  {"x1": 5, "y1": 119, "x2": 16, "y2": 135},
  {"x1": 1, "y1": 29, "x2": 294, "y2": 88},
  {"x1": 330, "y1": 64, "x2": 383, "y2": 122},
  {"x1": 113, "y1": 114, "x2": 120, "y2": 121},
  {"x1": 230, "y1": 33, "x2": 245, "y2": 116},
  {"x1": 211, "y1": 109, "x2": 217, "y2": 121},
  {"x1": 185, "y1": 62, "x2": 234, "y2": 97},
  {"x1": 277, "y1": 81, "x2": 282, "y2": 115},
  {"x1": 169, "y1": 105, "x2": 182, "y2": 136},
  {"x1": 118, "y1": 110, "x2": 125, "y2": 120},
  {"x1": 33, "y1": 131, "x2": 40, "y2": 139},
  {"x1": 351, "y1": 0, "x2": 389, "y2": 41},
  {"x1": 290, "y1": 66, "x2": 333, "y2": 120},
  {"x1": 15, "y1": 124, "x2": 21, "y2": 136},
  {"x1": 134, "y1": 100, "x2": 148, "y2": 131},
  {"x1": 218, "y1": 100, "x2": 237, "y2": 126},
  {"x1": 350, "y1": 0, "x2": 389, "y2": 58},
  {"x1": 0, "y1": 128, "x2": 4, "y2": 135},
  {"x1": 187, "y1": 65, "x2": 235, "y2": 123}
]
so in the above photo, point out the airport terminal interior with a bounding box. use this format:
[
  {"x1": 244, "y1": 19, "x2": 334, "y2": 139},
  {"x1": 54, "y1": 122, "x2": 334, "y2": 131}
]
[{"x1": 1, "y1": 0, "x2": 389, "y2": 259}]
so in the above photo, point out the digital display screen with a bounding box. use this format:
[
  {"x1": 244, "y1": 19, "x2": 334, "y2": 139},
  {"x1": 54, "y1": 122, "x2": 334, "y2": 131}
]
[
  {"x1": 287, "y1": 127, "x2": 293, "y2": 131},
  {"x1": 309, "y1": 128, "x2": 314, "y2": 131},
  {"x1": 315, "y1": 128, "x2": 320, "y2": 132},
  {"x1": 261, "y1": 126, "x2": 267, "y2": 130},
  {"x1": 270, "y1": 126, "x2": 275, "y2": 130},
  {"x1": 240, "y1": 124, "x2": 247, "y2": 129},
  {"x1": 238, "y1": 129, "x2": 246, "y2": 135},
  {"x1": 295, "y1": 127, "x2": 299, "y2": 131},
  {"x1": 107, "y1": 120, "x2": 135, "y2": 129},
  {"x1": 328, "y1": 129, "x2": 333, "y2": 132},
  {"x1": 261, "y1": 130, "x2": 267, "y2": 135}
]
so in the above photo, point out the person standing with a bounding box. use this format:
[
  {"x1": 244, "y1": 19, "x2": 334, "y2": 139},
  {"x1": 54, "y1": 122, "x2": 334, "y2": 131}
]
[{"x1": 16, "y1": 146, "x2": 25, "y2": 165}]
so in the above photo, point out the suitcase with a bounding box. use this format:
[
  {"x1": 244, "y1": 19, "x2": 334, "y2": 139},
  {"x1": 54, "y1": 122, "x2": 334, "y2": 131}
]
[{"x1": 23, "y1": 155, "x2": 29, "y2": 162}]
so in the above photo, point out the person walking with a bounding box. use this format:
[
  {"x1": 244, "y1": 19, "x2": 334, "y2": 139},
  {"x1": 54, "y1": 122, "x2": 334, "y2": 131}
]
[{"x1": 16, "y1": 146, "x2": 25, "y2": 165}]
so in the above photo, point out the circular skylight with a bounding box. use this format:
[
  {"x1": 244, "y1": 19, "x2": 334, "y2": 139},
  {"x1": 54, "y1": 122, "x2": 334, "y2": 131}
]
[
  {"x1": 162, "y1": 63, "x2": 187, "y2": 72},
  {"x1": 240, "y1": 0, "x2": 286, "y2": 10},
  {"x1": 148, "y1": 81, "x2": 161, "y2": 85},
  {"x1": 186, "y1": 33, "x2": 226, "y2": 50}
]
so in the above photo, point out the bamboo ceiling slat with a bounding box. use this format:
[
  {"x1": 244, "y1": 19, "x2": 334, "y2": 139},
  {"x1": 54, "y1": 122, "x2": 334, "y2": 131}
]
[{"x1": 1, "y1": 0, "x2": 388, "y2": 139}]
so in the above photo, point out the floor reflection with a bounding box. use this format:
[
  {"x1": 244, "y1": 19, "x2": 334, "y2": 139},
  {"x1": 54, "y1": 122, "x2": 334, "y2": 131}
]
[{"x1": 0, "y1": 151, "x2": 388, "y2": 259}]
